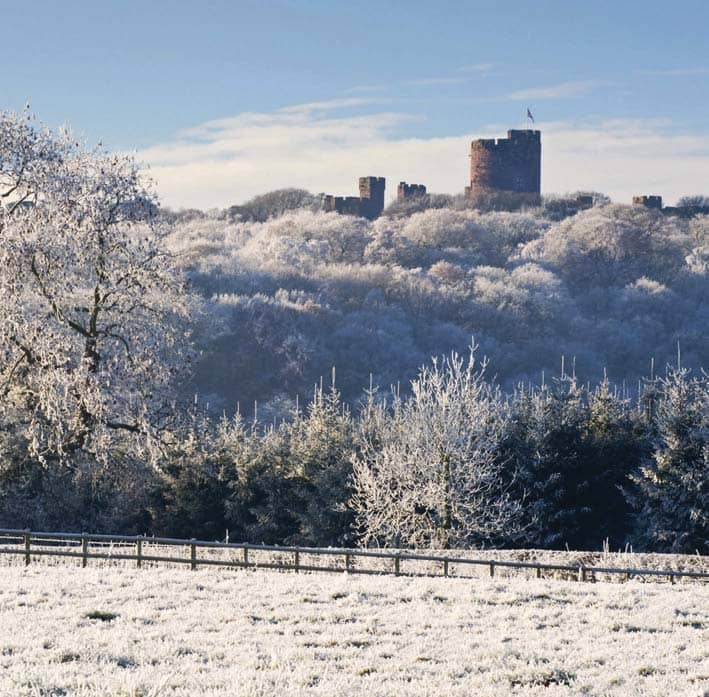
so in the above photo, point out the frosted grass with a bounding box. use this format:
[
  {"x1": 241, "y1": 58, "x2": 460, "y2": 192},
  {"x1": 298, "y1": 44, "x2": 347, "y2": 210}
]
[{"x1": 0, "y1": 566, "x2": 707, "y2": 696}]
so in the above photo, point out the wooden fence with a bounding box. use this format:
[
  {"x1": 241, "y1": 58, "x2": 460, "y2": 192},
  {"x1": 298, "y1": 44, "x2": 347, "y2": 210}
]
[{"x1": 0, "y1": 528, "x2": 707, "y2": 585}]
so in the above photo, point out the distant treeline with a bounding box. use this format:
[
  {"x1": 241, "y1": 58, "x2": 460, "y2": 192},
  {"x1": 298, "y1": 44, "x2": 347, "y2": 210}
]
[{"x1": 164, "y1": 189, "x2": 708, "y2": 414}]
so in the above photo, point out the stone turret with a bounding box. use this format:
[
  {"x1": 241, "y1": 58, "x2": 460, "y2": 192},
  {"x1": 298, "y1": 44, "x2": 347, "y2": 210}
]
[{"x1": 359, "y1": 176, "x2": 386, "y2": 220}]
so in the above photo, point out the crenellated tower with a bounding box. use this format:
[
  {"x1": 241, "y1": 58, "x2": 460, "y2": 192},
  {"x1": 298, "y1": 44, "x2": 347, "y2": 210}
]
[
  {"x1": 359, "y1": 176, "x2": 386, "y2": 220},
  {"x1": 466, "y1": 129, "x2": 541, "y2": 200}
]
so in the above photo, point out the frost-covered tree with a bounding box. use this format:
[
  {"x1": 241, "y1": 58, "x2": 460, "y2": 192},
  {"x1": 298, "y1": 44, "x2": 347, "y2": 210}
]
[
  {"x1": 164, "y1": 195, "x2": 705, "y2": 408},
  {"x1": 221, "y1": 412, "x2": 299, "y2": 544},
  {"x1": 502, "y1": 375, "x2": 642, "y2": 550},
  {"x1": 677, "y1": 195, "x2": 709, "y2": 213},
  {"x1": 520, "y1": 204, "x2": 690, "y2": 289},
  {"x1": 351, "y1": 348, "x2": 522, "y2": 549},
  {"x1": 0, "y1": 110, "x2": 193, "y2": 468},
  {"x1": 582, "y1": 377, "x2": 643, "y2": 546},
  {"x1": 286, "y1": 375, "x2": 356, "y2": 546},
  {"x1": 628, "y1": 367, "x2": 709, "y2": 554},
  {"x1": 224, "y1": 188, "x2": 319, "y2": 222},
  {"x1": 542, "y1": 191, "x2": 609, "y2": 221},
  {"x1": 502, "y1": 377, "x2": 588, "y2": 549},
  {"x1": 207, "y1": 379, "x2": 357, "y2": 547},
  {"x1": 382, "y1": 193, "x2": 454, "y2": 218},
  {"x1": 151, "y1": 408, "x2": 231, "y2": 540}
]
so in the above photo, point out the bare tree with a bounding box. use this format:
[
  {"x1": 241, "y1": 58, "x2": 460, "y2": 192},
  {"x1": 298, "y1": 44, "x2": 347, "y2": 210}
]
[
  {"x1": 0, "y1": 110, "x2": 195, "y2": 467},
  {"x1": 351, "y1": 347, "x2": 522, "y2": 549}
]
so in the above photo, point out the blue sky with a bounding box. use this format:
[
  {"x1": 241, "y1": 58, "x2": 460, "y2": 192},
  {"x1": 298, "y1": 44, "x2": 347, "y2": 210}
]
[{"x1": 2, "y1": 0, "x2": 708, "y2": 207}]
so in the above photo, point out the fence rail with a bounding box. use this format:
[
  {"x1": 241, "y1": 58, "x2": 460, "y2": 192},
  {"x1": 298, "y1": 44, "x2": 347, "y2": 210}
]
[{"x1": 0, "y1": 528, "x2": 707, "y2": 585}]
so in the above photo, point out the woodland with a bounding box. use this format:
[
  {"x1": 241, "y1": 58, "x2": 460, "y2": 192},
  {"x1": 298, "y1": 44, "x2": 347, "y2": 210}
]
[{"x1": 0, "y1": 113, "x2": 707, "y2": 554}]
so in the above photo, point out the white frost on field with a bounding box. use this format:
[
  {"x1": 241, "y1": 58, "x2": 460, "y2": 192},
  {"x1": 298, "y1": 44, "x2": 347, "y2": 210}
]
[{"x1": 0, "y1": 566, "x2": 707, "y2": 696}]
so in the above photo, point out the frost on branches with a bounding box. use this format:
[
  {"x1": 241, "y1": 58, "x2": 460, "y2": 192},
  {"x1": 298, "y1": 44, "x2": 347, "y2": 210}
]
[
  {"x1": 629, "y1": 366, "x2": 709, "y2": 554},
  {"x1": 351, "y1": 348, "x2": 524, "y2": 549},
  {"x1": 0, "y1": 111, "x2": 193, "y2": 468}
]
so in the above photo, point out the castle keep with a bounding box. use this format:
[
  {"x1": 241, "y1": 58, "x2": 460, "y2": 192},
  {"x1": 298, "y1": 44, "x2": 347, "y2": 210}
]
[{"x1": 466, "y1": 129, "x2": 541, "y2": 200}]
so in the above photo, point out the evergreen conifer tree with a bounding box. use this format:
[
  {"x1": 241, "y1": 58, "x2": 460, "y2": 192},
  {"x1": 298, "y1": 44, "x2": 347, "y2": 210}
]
[{"x1": 629, "y1": 367, "x2": 708, "y2": 553}]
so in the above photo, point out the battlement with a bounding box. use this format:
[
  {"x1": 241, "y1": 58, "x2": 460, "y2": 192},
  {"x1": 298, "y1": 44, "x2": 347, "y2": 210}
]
[
  {"x1": 322, "y1": 177, "x2": 385, "y2": 219},
  {"x1": 397, "y1": 181, "x2": 427, "y2": 201},
  {"x1": 508, "y1": 129, "x2": 541, "y2": 141},
  {"x1": 473, "y1": 130, "x2": 541, "y2": 151},
  {"x1": 468, "y1": 129, "x2": 541, "y2": 201}
]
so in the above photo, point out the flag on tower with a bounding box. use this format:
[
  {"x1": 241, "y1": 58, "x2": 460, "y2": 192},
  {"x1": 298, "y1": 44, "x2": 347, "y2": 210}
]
[{"x1": 527, "y1": 108, "x2": 535, "y2": 123}]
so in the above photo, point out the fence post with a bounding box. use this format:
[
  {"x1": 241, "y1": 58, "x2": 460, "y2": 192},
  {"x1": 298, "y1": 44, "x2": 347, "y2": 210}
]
[
  {"x1": 443, "y1": 558, "x2": 449, "y2": 577},
  {"x1": 294, "y1": 548, "x2": 300, "y2": 573},
  {"x1": 190, "y1": 539, "x2": 197, "y2": 571},
  {"x1": 669, "y1": 573, "x2": 675, "y2": 585},
  {"x1": 345, "y1": 553, "x2": 351, "y2": 573},
  {"x1": 394, "y1": 554, "x2": 400, "y2": 576},
  {"x1": 81, "y1": 533, "x2": 88, "y2": 568},
  {"x1": 136, "y1": 537, "x2": 143, "y2": 569},
  {"x1": 489, "y1": 562, "x2": 495, "y2": 578},
  {"x1": 243, "y1": 546, "x2": 249, "y2": 567},
  {"x1": 578, "y1": 566, "x2": 586, "y2": 582},
  {"x1": 23, "y1": 530, "x2": 31, "y2": 567},
  {"x1": 536, "y1": 566, "x2": 541, "y2": 579}
]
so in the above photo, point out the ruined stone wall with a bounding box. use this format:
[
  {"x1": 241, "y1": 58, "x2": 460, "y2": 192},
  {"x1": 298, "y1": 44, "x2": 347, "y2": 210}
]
[
  {"x1": 468, "y1": 129, "x2": 541, "y2": 198},
  {"x1": 632, "y1": 195, "x2": 663, "y2": 210},
  {"x1": 322, "y1": 177, "x2": 385, "y2": 219},
  {"x1": 323, "y1": 195, "x2": 362, "y2": 216},
  {"x1": 397, "y1": 182, "x2": 427, "y2": 201}
]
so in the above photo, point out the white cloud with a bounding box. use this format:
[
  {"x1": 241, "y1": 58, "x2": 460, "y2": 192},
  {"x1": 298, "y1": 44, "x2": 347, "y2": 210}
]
[
  {"x1": 138, "y1": 101, "x2": 709, "y2": 210},
  {"x1": 344, "y1": 84, "x2": 388, "y2": 94},
  {"x1": 405, "y1": 76, "x2": 470, "y2": 87},
  {"x1": 506, "y1": 80, "x2": 601, "y2": 101},
  {"x1": 541, "y1": 119, "x2": 709, "y2": 203},
  {"x1": 279, "y1": 97, "x2": 382, "y2": 113},
  {"x1": 457, "y1": 63, "x2": 494, "y2": 74}
]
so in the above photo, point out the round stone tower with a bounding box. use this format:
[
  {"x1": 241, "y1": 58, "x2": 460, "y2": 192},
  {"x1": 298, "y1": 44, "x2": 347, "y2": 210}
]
[{"x1": 467, "y1": 130, "x2": 541, "y2": 198}]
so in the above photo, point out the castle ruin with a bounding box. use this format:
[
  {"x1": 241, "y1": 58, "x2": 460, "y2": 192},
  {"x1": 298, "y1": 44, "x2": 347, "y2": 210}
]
[
  {"x1": 320, "y1": 130, "x2": 544, "y2": 219},
  {"x1": 465, "y1": 129, "x2": 541, "y2": 203},
  {"x1": 322, "y1": 176, "x2": 385, "y2": 220},
  {"x1": 397, "y1": 181, "x2": 427, "y2": 201},
  {"x1": 305, "y1": 123, "x2": 694, "y2": 220},
  {"x1": 632, "y1": 195, "x2": 663, "y2": 210}
]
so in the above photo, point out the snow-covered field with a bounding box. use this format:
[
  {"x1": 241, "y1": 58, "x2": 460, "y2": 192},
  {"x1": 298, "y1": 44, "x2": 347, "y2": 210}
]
[{"x1": 0, "y1": 566, "x2": 707, "y2": 696}]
